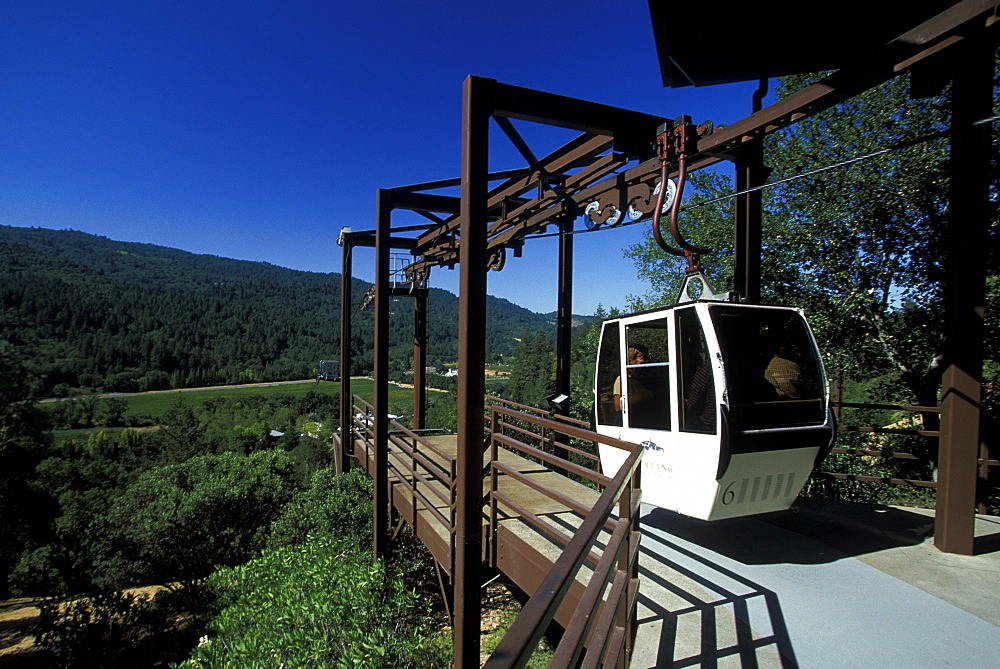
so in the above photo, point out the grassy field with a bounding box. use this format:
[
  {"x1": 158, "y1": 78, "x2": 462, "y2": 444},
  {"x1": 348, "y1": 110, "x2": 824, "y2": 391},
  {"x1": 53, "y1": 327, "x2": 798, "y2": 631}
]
[{"x1": 48, "y1": 379, "x2": 442, "y2": 421}]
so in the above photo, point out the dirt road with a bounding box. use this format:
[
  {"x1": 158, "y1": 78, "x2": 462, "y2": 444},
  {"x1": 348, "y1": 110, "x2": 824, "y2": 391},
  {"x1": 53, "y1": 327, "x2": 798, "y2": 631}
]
[{"x1": 39, "y1": 379, "x2": 324, "y2": 403}]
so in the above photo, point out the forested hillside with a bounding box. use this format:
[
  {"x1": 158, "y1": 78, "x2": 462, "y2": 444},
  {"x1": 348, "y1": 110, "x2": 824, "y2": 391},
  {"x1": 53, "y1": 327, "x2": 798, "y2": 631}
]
[{"x1": 0, "y1": 225, "x2": 552, "y2": 395}]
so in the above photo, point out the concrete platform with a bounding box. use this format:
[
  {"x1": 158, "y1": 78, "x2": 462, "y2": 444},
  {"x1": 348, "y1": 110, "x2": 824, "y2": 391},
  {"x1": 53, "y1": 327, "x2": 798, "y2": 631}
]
[{"x1": 631, "y1": 499, "x2": 1000, "y2": 668}]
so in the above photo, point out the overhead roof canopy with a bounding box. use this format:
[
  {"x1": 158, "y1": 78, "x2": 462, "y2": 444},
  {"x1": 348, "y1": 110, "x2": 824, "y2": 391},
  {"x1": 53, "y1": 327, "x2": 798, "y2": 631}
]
[{"x1": 647, "y1": 0, "x2": 982, "y2": 87}]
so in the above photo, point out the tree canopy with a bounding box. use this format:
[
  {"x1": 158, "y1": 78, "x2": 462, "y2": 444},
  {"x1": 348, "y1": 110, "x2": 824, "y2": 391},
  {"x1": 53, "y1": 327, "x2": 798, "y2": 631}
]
[
  {"x1": 0, "y1": 225, "x2": 554, "y2": 395},
  {"x1": 625, "y1": 68, "x2": 998, "y2": 410}
]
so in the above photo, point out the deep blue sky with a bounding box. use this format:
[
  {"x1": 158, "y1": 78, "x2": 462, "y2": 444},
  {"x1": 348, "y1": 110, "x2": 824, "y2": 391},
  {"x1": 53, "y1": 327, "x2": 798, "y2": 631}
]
[{"x1": 1, "y1": 0, "x2": 764, "y2": 315}]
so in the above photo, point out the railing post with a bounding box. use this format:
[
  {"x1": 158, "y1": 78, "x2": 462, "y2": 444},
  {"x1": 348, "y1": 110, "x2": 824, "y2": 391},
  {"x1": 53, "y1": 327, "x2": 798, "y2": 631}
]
[
  {"x1": 617, "y1": 477, "x2": 632, "y2": 667},
  {"x1": 490, "y1": 407, "x2": 500, "y2": 567}
]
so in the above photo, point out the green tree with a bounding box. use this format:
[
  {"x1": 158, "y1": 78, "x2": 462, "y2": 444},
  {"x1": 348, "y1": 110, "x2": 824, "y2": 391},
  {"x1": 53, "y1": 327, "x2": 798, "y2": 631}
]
[
  {"x1": 625, "y1": 71, "x2": 993, "y2": 410},
  {"x1": 505, "y1": 330, "x2": 555, "y2": 408},
  {"x1": 568, "y1": 306, "x2": 613, "y2": 423},
  {"x1": 95, "y1": 450, "x2": 303, "y2": 589},
  {"x1": 11, "y1": 451, "x2": 130, "y2": 595},
  {"x1": 625, "y1": 69, "x2": 999, "y2": 507},
  {"x1": 267, "y1": 467, "x2": 374, "y2": 549},
  {"x1": 0, "y1": 344, "x2": 51, "y2": 596}
]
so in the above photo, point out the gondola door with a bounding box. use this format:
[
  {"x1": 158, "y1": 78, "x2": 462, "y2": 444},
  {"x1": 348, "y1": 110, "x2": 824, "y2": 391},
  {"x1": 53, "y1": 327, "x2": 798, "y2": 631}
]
[
  {"x1": 619, "y1": 315, "x2": 678, "y2": 508},
  {"x1": 595, "y1": 312, "x2": 687, "y2": 511}
]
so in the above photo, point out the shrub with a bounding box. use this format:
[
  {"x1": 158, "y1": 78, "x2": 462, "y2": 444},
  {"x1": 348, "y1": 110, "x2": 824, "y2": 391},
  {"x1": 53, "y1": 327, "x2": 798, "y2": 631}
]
[
  {"x1": 178, "y1": 536, "x2": 448, "y2": 668},
  {"x1": 267, "y1": 467, "x2": 373, "y2": 549},
  {"x1": 96, "y1": 450, "x2": 303, "y2": 588}
]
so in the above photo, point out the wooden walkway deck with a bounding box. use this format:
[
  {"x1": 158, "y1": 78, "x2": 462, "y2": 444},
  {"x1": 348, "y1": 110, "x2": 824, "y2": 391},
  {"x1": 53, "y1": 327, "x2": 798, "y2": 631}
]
[
  {"x1": 354, "y1": 432, "x2": 610, "y2": 628},
  {"x1": 345, "y1": 397, "x2": 644, "y2": 666}
]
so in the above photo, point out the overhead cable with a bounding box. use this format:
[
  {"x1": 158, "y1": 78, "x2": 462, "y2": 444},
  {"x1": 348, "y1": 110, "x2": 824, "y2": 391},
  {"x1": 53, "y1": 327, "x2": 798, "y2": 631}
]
[{"x1": 523, "y1": 114, "x2": 998, "y2": 242}]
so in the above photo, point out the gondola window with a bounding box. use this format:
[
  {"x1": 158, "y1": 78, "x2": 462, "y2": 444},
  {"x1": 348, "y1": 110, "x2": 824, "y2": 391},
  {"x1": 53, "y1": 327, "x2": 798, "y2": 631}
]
[
  {"x1": 676, "y1": 308, "x2": 717, "y2": 434},
  {"x1": 623, "y1": 319, "x2": 671, "y2": 431},
  {"x1": 596, "y1": 322, "x2": 623, "y2": 426},
  {"x1": 709, "y1": 306, "x2": 825, "y2": 430}
]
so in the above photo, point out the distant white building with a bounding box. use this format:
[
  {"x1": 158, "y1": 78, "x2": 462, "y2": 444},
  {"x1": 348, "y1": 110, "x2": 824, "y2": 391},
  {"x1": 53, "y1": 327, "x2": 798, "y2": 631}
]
[{"x1": 444, "y1": 368, "x2": 459, "y2": 377}]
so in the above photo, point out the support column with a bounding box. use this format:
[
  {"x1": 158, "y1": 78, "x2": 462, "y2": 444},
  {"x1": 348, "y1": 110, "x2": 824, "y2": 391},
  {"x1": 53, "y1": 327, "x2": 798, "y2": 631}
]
[
  {"x1": 733, "y1": 79, "x2": 767, "y2": 304},
  {"x1": 338, "y1": 236, "x2": 354, "y2": 474},
  {"x1": 554, "y1": 214, "x2": 574, "y2": 467},
  {"x1": 733, "y1": 141, "x2": 764, "y2": 304},
  {"x1": 555, "y1": 214, "x2": 574, "y2": 405},
  {"x1": 454, "y1": 74, "x2": 490, "y2": 669},
  {"x1": 373, "y1": 190, "x2": 392, "y2": 560},
  {"x1": 935, "y1": 44, "x2": 990, "y2": 555},
  {"x1": 413, "y1": 293, "x2": 427, "y2": 431}
]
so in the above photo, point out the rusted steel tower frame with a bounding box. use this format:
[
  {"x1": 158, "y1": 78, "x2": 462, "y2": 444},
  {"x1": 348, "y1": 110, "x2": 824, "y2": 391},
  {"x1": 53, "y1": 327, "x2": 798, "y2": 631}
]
[
  {"x1": 342, "y1": 19, "x2": 995, "y2": 667},
  {"x1": 731, "y1": 79, "x2": 769, "y2": 305},
  {"x1": 338, "y1": 227, "x2": 378, "y2": 474},
  {"x1": 732, "y1": 138, "x2": 765, "y2": 304},
  {"x1": 555, "y1": 214, "x2": 573, "y2": 396},
  {"x1": 339, "y1": 224, "x2": 430, "y2": 477},
  {"x1": 373, "y1": 190, "x2": 393, "y2": 560},
  {"x1": 451, "y1": 76, "x2": 671, "y2": 667},
  {"x1": 454, "y1": 74, "x2": 491, "y2": 669},
  {"x1": 338, "y1": 232, "x2": 353, "y2": 475},
  {"x1": 554, "y1": 212, "x2": 573, "y2": 464},
  {"x1": 934, "y1": 38, "x2": 993, "y2": 555},
  {"x1": 371, "y1": 191, "x2": 438, "y2": 560}
]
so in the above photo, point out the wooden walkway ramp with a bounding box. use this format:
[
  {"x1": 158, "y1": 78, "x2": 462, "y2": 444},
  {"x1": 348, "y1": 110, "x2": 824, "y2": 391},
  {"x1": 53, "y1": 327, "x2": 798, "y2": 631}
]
[
  {"x1": 347, "y1": 397, "x2": 645, "y2": 666},
  {"x1": 354, "y1": 433, "x2": 608, "y2": 620}
]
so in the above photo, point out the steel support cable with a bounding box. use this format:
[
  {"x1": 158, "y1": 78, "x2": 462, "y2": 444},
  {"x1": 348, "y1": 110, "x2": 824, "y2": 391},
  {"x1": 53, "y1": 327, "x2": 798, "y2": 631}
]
[
  {"x1": 681, "y1": 124, "x2": 956, "y2": 210},
  {"x1": 523, "y1": 114, "x2": 998, "y2": 242}
]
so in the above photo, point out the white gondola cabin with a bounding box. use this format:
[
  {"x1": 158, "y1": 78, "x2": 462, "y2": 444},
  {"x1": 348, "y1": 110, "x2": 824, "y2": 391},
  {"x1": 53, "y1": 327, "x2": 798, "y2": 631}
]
[{"x1": 594, "y1": 299, "x2": 835, "y2": 520}]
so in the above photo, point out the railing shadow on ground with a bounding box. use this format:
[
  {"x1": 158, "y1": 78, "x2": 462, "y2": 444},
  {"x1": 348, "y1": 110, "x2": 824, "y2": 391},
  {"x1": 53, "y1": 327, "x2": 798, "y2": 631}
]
[
  {"x1": 634, "y1": 510, "x2": 799, "y2": 669},
  {"x1": 766, "y1": 498, "x2": 1000, "y2": 558}
]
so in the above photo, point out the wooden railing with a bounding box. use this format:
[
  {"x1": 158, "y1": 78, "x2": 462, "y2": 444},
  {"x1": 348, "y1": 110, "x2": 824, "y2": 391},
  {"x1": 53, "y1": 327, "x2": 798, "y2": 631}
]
[
  {"x1": 813, "y1": 400, "x2": 998, "y2": 514},
  {"x1": 351, "y1": 395, "x2": 458, "y2": 573},
  {"x1": 811, "y1": 401, "x2": 944, "y2": 488},
  {"x1": 484, "y1": 406, "x2": 643, "y2": 668},
  {"x1": 352, "y1": 394, "x2": 645, "y2": 665},
  {"x1": 484, "y1": 395, "x2": 602, "y2": 483},
  {"x1": 484, "y1": 394, "x2": 592, "y2": 430}
]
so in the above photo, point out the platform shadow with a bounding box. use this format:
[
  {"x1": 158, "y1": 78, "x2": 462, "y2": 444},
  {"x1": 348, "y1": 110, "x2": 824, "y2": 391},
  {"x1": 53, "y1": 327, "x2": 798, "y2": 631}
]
[
  {"x1": 634, "y1": 529, "x2": 798, "y2": 668},
  {"x1": 642, "y1": 498, "x2": 937, "y2": 566}
]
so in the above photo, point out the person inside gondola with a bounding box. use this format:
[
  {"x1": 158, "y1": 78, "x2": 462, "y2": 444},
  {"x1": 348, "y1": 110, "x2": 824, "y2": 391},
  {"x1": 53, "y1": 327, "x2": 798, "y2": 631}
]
[
  {"x1": 613, "y1": 344, "x2": 670, "y2": 429},
  {"x1": 765, "y1": 339, "x2": 802, "y2": 399},
  {"x1": 684, "y1": 353, "x2": 716, "y2": 432},
  {"x1": 614, "y1": 345, "x2": 651, "y2": 408}
]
